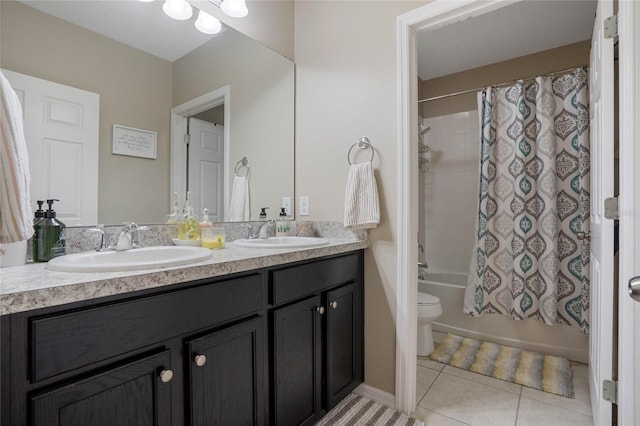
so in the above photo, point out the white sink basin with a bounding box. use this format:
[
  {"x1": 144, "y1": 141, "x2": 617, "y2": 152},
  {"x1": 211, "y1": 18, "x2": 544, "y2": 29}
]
[
  {"x1": 47, "y1": 246, "x2": 212, "y2": 273},
  {"x1": 233, "y1": 236, "x2": 329, "y2": 249}
]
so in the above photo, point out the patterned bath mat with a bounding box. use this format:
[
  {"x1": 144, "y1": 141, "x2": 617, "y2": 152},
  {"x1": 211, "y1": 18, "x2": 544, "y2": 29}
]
[
  {"x1": 316, "y1": 393, "x2": 424, "y2": 426},
  {"x1": 430, "y1": 334, "x2": 575, "y2": 398}
]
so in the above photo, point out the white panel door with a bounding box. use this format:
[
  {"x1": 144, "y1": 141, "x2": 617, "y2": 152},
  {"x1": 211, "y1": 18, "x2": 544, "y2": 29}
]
[
  {"x1": 588, "y1": 1, "x2": 615, "y2": 424},
  {"x1": 3, "y1": 69, "x2": 99, "y2": 226},
  {"x1": 188, "y1": 118, "x2": 224, "y2": 221}
]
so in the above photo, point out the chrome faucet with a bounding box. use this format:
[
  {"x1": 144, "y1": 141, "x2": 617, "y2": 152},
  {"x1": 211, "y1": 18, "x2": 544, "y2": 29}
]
[
  {"x1": 417, "y1": 242, "x2": 428, "y2": 268},
  {"x1": 87, "y1": 226, "x2": 113, "y2": 251},
  {"x1": 242, "y1": 220, "x2": 275, "y2": 239},
  {"x1": 116, "y1": 222, "x2": 148, "y2": 250}
]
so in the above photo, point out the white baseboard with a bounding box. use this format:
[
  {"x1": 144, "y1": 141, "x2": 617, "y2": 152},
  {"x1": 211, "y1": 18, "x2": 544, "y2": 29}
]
[{"x1": 353, "y1": 383, "x2": 395, "y2": 409}]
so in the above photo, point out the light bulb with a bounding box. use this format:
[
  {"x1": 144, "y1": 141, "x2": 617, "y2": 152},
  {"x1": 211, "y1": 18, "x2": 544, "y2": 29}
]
[
  {"x1": 220, "y1": 0, "x2": 248, "y2": 18},
  {"x1": 162, "y1": 0, "x2": 192, "y2": 20},
  {"x1": 195, "y1": 10, "x2": 222, "y2": 34}
]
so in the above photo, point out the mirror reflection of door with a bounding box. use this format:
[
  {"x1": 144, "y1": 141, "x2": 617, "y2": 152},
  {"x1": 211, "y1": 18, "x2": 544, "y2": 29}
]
[{"x1": 187, "y1": 113, "x2": 224, "y2": 222}]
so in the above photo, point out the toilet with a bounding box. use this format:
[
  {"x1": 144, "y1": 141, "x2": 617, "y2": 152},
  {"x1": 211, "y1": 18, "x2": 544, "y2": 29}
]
[{"x1": 417, "y1": 291, "x2": 443, "y2": 356}]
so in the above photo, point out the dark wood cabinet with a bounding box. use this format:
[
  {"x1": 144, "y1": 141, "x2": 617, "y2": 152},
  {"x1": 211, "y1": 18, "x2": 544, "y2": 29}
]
[
  {"x1": 187, "y1": 316, "x2": 266, "y2": 426},
  {"x1": 1, "y1": 250, "x2": 364, "y2": 426},
  {"x1": 30, "y1": 350, "x2": 173, "y2": 426},
  {"x1": 272, "y1": 296, "x2": 323, "y2": 426},
  {"x1": 270, "y1": 253, "x2": 364, "y2": 426}
]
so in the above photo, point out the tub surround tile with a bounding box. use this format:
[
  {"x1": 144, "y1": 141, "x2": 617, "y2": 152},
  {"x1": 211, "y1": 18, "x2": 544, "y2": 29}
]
[
  {"x1": 419, "y1": 373, "x2": 519, "y2": 426},
  {"x1": 1, "y1": 238, "x2": 366, "y2": 315},
  {"x1": 515, "y1": 397, "x2": 594, "y2": 426}
]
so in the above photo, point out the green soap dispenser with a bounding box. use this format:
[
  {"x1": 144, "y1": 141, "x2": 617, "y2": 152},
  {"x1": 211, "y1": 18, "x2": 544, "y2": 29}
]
[{"x1": 34, "y1": 199, "x2": 66, "y2": 262}]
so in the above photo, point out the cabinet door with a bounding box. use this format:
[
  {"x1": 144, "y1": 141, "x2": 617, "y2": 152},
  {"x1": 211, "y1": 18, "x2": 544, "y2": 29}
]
[
  {"x1": 187, "y1": 316, "x2": 265, "y2": 426},
  {"x1": 30, "y1": 350, "x2": 172, "y2": 426},
  {"x1": 326, "y1": 282, "x2": 363, "y2": 409},
  {"x1": 272, "y1": 296, "x2": 322, "y2": 426}
]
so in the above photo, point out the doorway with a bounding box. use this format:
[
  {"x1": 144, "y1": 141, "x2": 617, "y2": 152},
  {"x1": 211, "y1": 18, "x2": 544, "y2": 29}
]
[{"x1": 170, "y1": 86, "x2": 230, "y2": 221}]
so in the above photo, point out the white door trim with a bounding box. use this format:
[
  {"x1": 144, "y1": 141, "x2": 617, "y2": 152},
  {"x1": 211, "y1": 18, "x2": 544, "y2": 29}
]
[
  {"x1": 616, "y1": 1, "x2": 640, "y2": 424},
  {"x1": 170, "y1": 86, "x2": 230, "y2": 217}
]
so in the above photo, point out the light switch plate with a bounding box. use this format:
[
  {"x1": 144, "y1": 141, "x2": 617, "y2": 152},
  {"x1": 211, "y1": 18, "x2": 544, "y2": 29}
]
[{"x1": 299, "y1": 196, "x2": 310, "y2": 216}]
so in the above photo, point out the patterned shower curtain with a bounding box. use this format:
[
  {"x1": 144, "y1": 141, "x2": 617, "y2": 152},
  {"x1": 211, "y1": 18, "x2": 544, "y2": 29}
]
[{"x1": 463, "y1": 67, "x2": 590, "y2": 334}]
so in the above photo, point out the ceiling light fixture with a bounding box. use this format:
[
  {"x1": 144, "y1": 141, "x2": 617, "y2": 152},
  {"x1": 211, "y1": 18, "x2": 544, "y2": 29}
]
[
  {"x1": 195, "y1": 10, "x2": 222, "y2": 34},
  {"x1": 219, "y1": 0, "x2": 248, "y2": 18},
  {"x1": 162, "y1": 0, "x2": 193, "y2": 21},
  {"x1": 138, "y1": 0, "x2": 247, "y2": 35}
]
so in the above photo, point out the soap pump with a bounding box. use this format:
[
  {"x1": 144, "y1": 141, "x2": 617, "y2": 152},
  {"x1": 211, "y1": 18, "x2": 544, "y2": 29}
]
[
  {"x1": 166, "y1": 192, "x2": 182, "y2": 239},
  {"x1": 259, "y1": 207, "x2": 269, "y2": 220},
  {"x1": 276, "y1": 207, "x2": 290, "y2": 237},
  {"x1": 33, "y1": 200, "x2": 45, "y2": 224},
  {"x1": 33, "y1": 199, "x2": 66, "y2": 262},
  {"x1": 179, "y1": 191, "x2": 200, "y2": 241}
]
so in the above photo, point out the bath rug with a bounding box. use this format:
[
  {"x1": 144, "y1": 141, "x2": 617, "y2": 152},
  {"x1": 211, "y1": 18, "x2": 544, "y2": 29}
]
[
  {"x1": 430, "y1": 334, "x2": 575, "y2": 398},
  {"x1": 316, "y1": 393, "x2": 424, "y2": 426}
]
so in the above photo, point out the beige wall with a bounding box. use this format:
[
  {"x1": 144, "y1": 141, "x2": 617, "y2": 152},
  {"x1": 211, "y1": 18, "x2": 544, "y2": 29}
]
[
  {"x1": 173, "y1": 29, "x2": 295, "y2": 220},
  {"x1": 1, "y1": 1, "x2": 173, "y2": 225},
  {"x1": 420, "y1": 41, "x2": 591, "y2": 118},
  {"x1": 295, "y1": 0, "x2": 428, "y2": 394},
  {"x1": 193, "y1": 105, "x2": 225, "y2": 125}
]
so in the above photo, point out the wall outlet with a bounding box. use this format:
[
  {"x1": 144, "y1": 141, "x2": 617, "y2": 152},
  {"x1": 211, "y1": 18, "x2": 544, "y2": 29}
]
[
  {"x1": 299, "y1": 196, "x2": 310, "y2": 216},
  {"x1": 282, "y1": 197, "x2": 292, "y2": 216}
]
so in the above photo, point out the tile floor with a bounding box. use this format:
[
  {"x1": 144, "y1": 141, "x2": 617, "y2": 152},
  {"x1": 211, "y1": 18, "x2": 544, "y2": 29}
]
[{"x1": 412, "y1": 356, "x2": 593, "y2": 426}]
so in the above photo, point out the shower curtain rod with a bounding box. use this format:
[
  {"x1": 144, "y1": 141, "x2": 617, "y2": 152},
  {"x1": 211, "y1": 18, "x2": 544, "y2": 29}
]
[{"x1": 417, "y1": 65, "x2": 588, "y2": 104}]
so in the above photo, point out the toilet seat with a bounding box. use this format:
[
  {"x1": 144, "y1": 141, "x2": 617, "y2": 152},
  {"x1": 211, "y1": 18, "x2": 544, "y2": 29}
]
[{"x1": 418, "y1": 292, "x2": 440, "y2": 306}]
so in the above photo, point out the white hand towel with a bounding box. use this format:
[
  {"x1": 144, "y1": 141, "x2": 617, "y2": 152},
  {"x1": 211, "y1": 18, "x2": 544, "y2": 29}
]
[
  {"x1": 344, "y1": 161, "x2": 380, "y2": 229},
  {"x1": 1, "y1": 70, "x2": 34, "y2": 243},
  {"x1": 228, "y1": 175, "x2": 250, "y2": 221}
]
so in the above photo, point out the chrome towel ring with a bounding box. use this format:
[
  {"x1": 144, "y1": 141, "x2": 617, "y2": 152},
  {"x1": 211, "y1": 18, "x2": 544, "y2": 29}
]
[
  {"x1": 234, "y1": 157, "x2": 250, "y2": 177},
  {"x1": 347, "y1": 137, "x2": 375, "y2": 165}
]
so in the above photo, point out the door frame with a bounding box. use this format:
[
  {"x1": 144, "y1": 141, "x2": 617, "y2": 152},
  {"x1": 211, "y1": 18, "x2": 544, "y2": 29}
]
[
  {"x1": 170, "y1": 86, "x2": 230, "y2": 217},
  {"x1": 616, "y1": 1, "x2": 640, "y2": 424},
  {"x1": 395, "y1": 0, "x2": 522, "y2": 413}
]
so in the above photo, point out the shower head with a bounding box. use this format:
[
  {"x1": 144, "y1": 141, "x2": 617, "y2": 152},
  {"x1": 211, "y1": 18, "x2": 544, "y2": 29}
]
[{"x1": 420, "y1": 125, "x2": 431, "y2": 136}]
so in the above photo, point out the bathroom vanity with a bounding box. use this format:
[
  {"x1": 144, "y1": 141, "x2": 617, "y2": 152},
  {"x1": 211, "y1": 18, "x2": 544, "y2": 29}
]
[{"x1": 0, "y1": 242, "x2": 365, "y2": 426}]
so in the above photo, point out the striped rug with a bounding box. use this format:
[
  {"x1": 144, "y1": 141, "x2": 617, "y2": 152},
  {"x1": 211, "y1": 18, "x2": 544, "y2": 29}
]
[
  {"x1": 316, "y1": 393, "x2": 424, "y2": 426},
  {"x1": 430, "y1": 334, "x2": 575, "y2": 398}
]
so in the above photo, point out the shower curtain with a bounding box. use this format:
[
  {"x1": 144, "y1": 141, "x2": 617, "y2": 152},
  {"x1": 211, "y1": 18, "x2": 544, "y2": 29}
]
[{"x1": 464, "y1": 67, "x2": 590, "y2": 334}]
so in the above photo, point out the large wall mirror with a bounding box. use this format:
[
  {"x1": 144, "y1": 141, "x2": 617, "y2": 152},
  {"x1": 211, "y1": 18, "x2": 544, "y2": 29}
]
[{"x1": 1, "y1": 0, "x2": 294, "y2": 226}]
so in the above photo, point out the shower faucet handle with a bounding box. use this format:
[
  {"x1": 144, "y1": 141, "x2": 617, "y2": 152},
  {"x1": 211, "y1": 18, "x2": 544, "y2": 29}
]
[{"x1": 418, "y1": 261, "x2": 429, "y2": 269}]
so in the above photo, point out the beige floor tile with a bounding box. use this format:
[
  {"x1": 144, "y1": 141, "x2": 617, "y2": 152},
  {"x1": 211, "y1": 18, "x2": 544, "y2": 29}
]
[
  {"x1": 416, "y1": 365, "x2": 440, "y2": 402},
  {"x1": 516, "y1": 397, "x2": 593, "y2": 426},
  {"x1": 419, "y1": 373, "x2": 519, "y2": 426},
  {"x1": 413, "y1": 407, "x2": 471, "y2": 426},
  {"x1": 520, "y1": 363, "x2": 592, "y2": 416},
  {"x1": 442, "y1": 365, "x2": 522, "y2": 395},
  {"x1": 418, "y1": 356, "x2": 445, "y2": 372}
]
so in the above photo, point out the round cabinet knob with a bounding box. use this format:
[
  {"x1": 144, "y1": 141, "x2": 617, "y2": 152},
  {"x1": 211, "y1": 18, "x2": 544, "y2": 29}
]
[
  {"x1": 159, "y1": 369, "x2": 174, "y2": 383},
  {"x1": 330, "y1": 301, "x2": 338, "y2": 309},
  {"x1": 316, "y1": 306, "x2": 325, "y2": 315},
  {"x1": 194, "y1": 354, "x2": 207, "y2": 367}
]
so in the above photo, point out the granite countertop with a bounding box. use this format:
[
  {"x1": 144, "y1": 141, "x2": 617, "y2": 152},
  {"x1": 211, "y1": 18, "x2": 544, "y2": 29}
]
[{"x1": 0, "y1": 239, "x2": 367, "y2": 315}]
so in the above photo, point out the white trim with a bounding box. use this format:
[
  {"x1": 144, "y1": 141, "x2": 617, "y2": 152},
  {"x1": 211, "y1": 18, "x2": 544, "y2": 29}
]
[
  {"x1": 170, "y1": 86, "x2": 231, "y2": 216},
  {"x1": 395, "y1": 0, "x2": 523, "y2": 414},
  {"x1": 353, "y1": 384, "x2": 396, "y2": 409},
  {"x1": 617, "y1": 1, "x2": 640, "y2": 424}
]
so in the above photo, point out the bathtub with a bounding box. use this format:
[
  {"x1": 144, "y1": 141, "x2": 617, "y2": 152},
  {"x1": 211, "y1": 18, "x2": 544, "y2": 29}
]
[{"x1": 418, "y1": 272, "x2": 589, "y2": 363}]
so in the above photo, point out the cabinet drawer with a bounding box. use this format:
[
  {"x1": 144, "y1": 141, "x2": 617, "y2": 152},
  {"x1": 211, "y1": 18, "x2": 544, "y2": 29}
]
[
  {"x1": 30, "y1": 273, "x2": 263, "y2": 382},
  {"x1": 271, "y1": 254, "x2": 359, "y2": 305}
]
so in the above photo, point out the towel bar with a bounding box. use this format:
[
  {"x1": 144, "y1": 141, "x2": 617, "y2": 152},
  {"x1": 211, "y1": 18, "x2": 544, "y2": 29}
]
[{"x1": 347, "y1": 137, "x2": 374, "y2": 165}]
